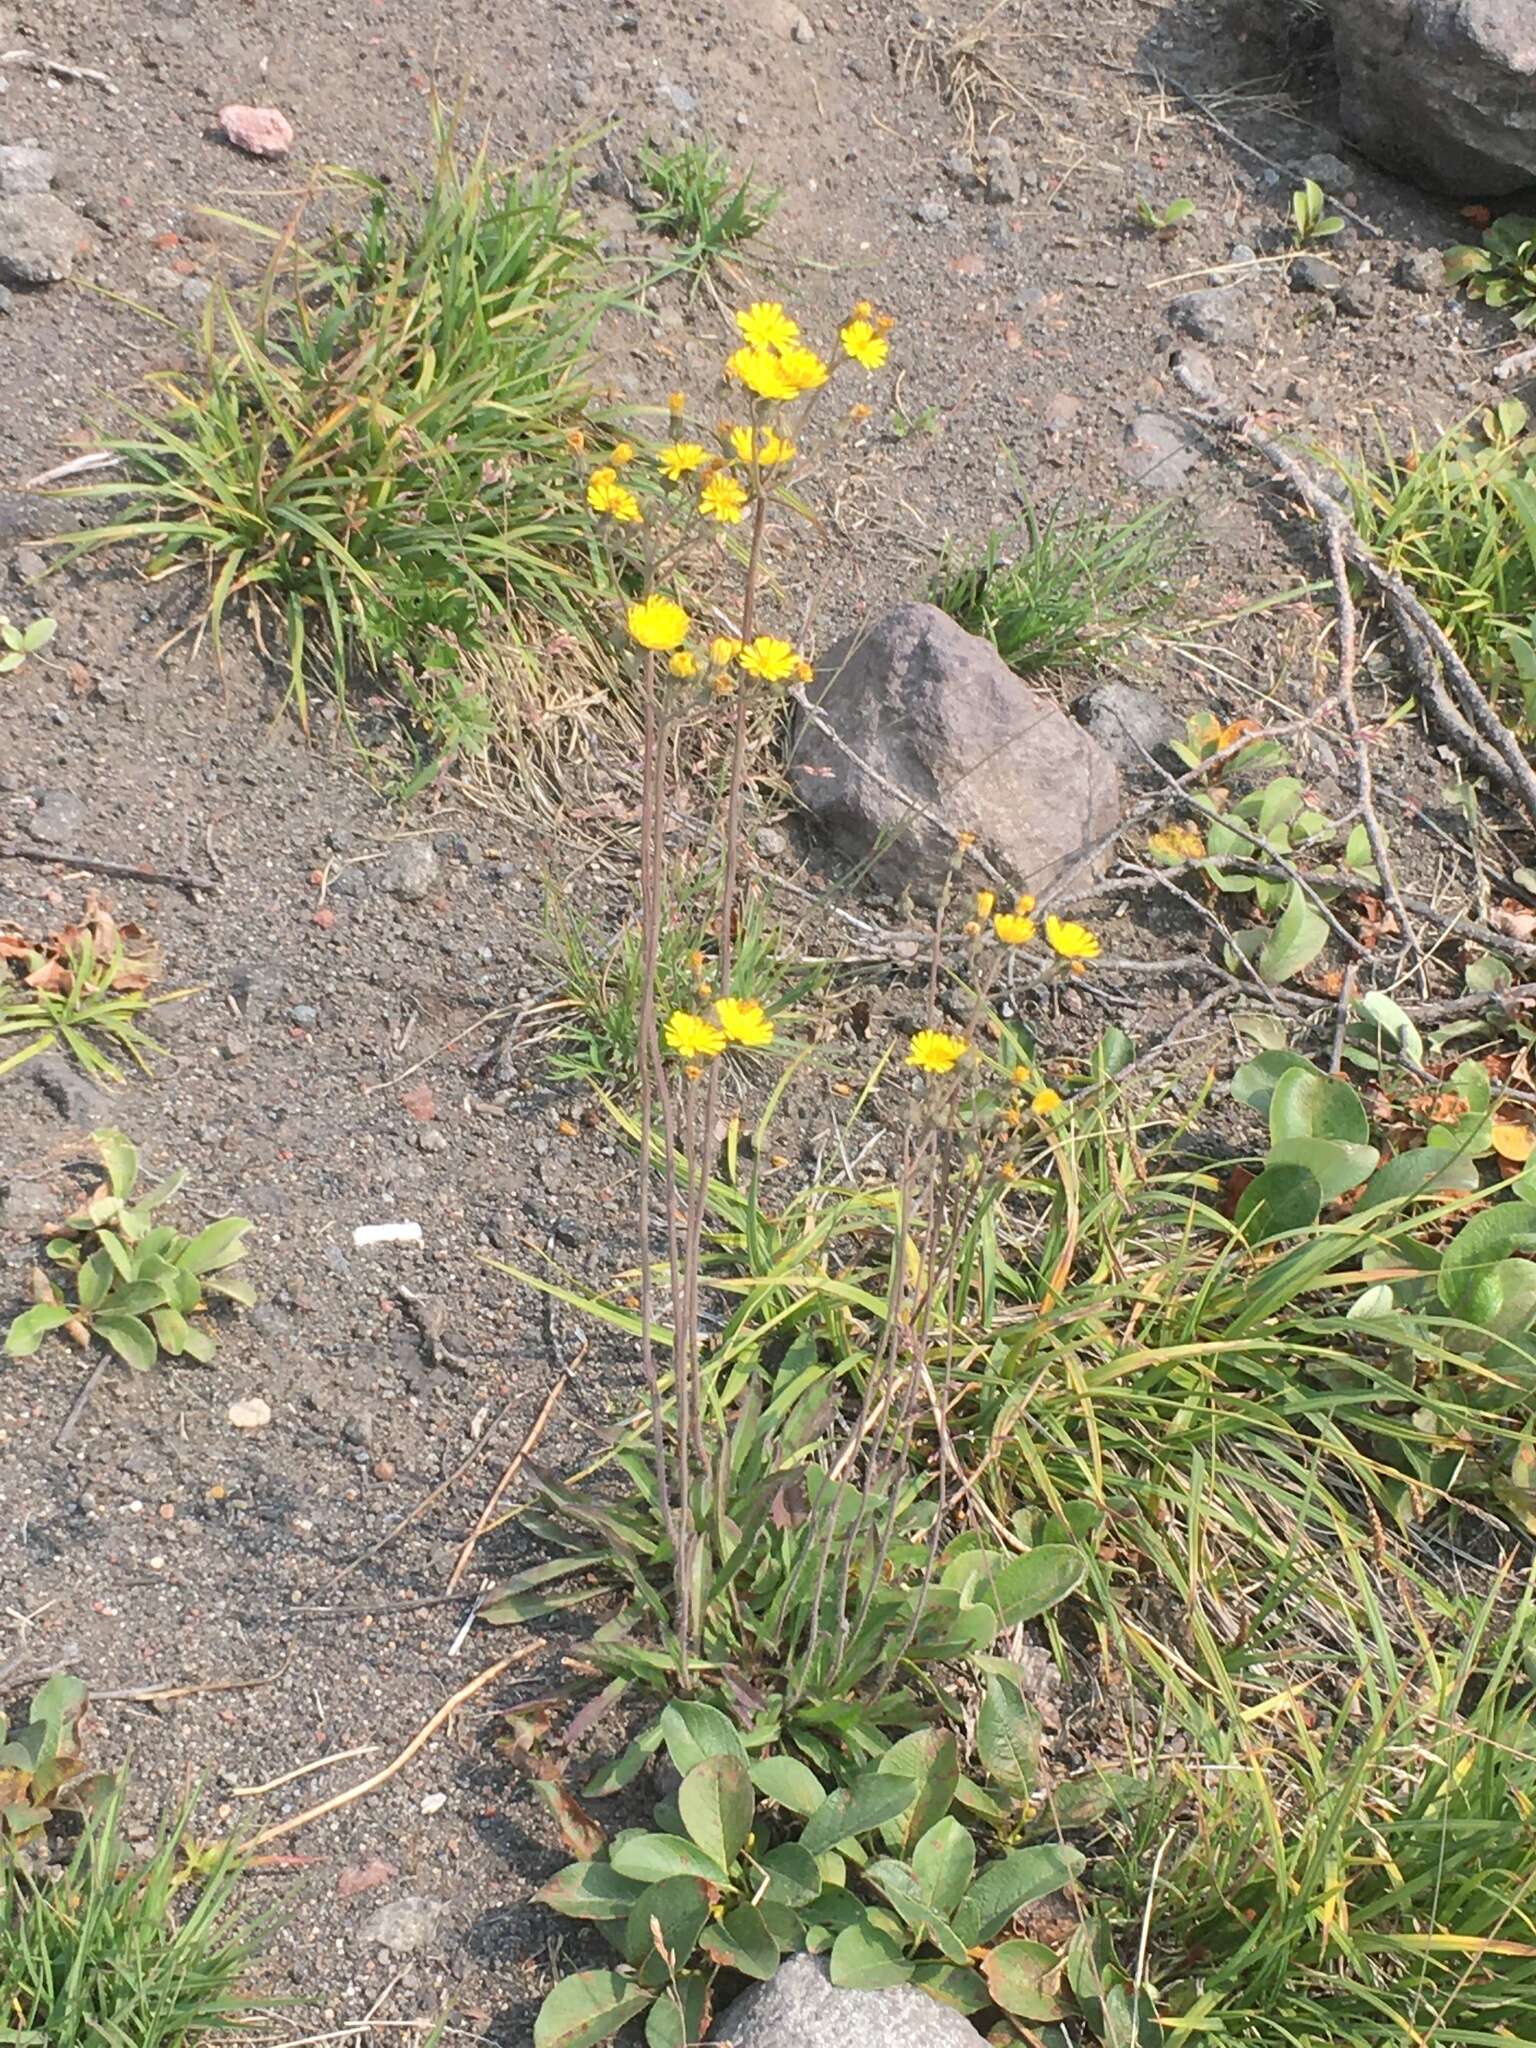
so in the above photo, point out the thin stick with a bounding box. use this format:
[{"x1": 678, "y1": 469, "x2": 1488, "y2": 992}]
[
  {"x1": 360, "y1": 1003, "x2": 518, "y2": 1096},
  {"x1": 94, "y1": 1652, "x2": 295, "y2": 1704},
  {"x1": 446, "y1": 1374, "x2": 569, "y2": 1593},
  {"x1": 53, "y1": 1353, "x2": 112, "y2": 1450},
  {"x1": 1322, "y1": 519, "x2": 1425, "y2": 988},
  {"x1": 0, "y1": 47, "x2": 119, "y2": 92},
  {"x1": 1329, "y1": 961, "x2": 1358, "y2": 1074},
  {"x1": 247, "y1": 1650, "x2": 537, "y2": 1849},
  {"x1": 1, "y1": 842, "x2": 219, "y2": 897},
  {"x1": 229, "y1": 1745, "x2": 379, "y2": 1799}
]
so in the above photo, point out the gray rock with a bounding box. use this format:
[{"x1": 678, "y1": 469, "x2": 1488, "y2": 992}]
[
  {"x1": 657, "y1": 77, "x2": 697, "y2": 115},
  {"x1": 0, "y1": 193, "x2": 89, "y2": 285},
  {"x1": 0, "y1": 284, "x2": 11, "y2": 316},
  {"x1": 1171, "y1": 345, "x2": 1222, "y2": 407},
  {"x1": 914, "y1": 196, "x2": 950, "y2": 225},
  {"x1": 1336, "y1": 277, "x2": 1377, "y2": 319},
  {"x1": 357, "y1": 1895, "x2": 448, "y2": 1956},
  {"x1": 1228, "y1": 241, "x2": 1259, "y2": 267},
  {"x1": 379, "y1": 837, "x2": 439, "y2": 903},
  {"x1": 1394, "y1": 246, "x2": 1445, "y2": 294},
  {"x1": 1291, "y1": 150, "x2": 1355, "y2": 194},
  {"x1": 29, "y1": 1055, "x2": 111, "y2": 1127},
  {"x1": 1327, "y1": 0, "x2": 1536, "y2": 195},
  {"x1": 982, "y1": 138, "x2": 1022, "y2": 204},
  {"x1": 1167, "y1": 288, "x2": 1253, "y2": 347},
  {"x1": 755, "y1": 824, "x2": 789, "y2": 859},
  {"x1": 1071, "y1": 680, "x2": 1181, "y2": 773},
  {"x1": 27, "y1": 788, "x2": 85, "y2": 844},
  {"x1": 0, "y1": 144, "x2": 55, "y2": 198},
  {"x1": 288, "y1": 1003, "x2": 319, "y2": 1028},
  {"x1": 789, "y1": 603, "x2": 1120, "y2": 903},
  {"x1": 417, "y1": 1128, "x2": 448, "y2": 1153},
  {"x1": 789, "y1": 7, "x2": 815, "y2": 40},
  {"x1": 711, "y1": 1952, "x2": 986, "y2": 2046},
  {"x1": 1289, "y1": 254, "x2": 1343, "y2": 296},
  {"x1": 1120, "y1": 411, "x2": 1199, "y2": 493},
  {"x1": 941, "y1": 146, "x2": 978, "y2": 189},
  {"x1": 13, "y1": 546, "x2": 47, "y2": 583}
]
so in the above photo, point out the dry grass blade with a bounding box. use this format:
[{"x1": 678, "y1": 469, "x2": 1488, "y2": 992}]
[{"x1": 892, "y1": 0, "x2": 1041, "y2": 146}]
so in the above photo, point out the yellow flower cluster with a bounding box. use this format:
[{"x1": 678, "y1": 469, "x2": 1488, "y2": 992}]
[
  {"x1": 587, "y1": 466, "x2": 641, "y2": 523},
  {"x1": 970, "y1": 891, "x2": 1100, "y2": 972},
  {"x1": 664, "y1": 996, "x2": 776, "y2": 1062}
]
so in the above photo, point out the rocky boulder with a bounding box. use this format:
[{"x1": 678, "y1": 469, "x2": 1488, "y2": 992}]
[
  {"x1": 0, "y1": 193, "x2": 90, "y2": 285},
  {"x1": 789, "y1": 603, "x2": 1120, "y2": 902},
  {"x1": 711, "y1": 1952, "x2": 987, "y2": 2046},
  {"x1": 1327, "y1": 0, "x2": 1536, "y2": 196}
]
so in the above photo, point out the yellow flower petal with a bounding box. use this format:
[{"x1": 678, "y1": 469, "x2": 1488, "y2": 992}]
[
  {"x1": 700, "y1": 471, "x2": 750, "y2": 524},
  {"x1": 714, "y1": 996, "x2": 775, "y2": 1048},
  {"x1": 734, "y1": 301, "x2": 800, "y2": 351},
  {"x1": 738, "y1": 636, "x2": 800, "y2": 682},
  {"x1": 907, "y1": 1029, "x2": 967, "y2": 1075},
  {"x1": 627, "y1": 594, "x2": 691, "y2": 651},
  {"x1": 1044, "y1": 915, "x2": 1101, "y2": 963},
  {"x1": 665, "y1": 1009, "x2": 727, "y2": 1059}
]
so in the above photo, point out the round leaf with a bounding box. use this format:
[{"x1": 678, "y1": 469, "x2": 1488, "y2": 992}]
[
  {"x1": 1269, "y1": 1066, "x2": 1370, "y2": 1146},
  {"x1": 800, "y1": 1770, "x2": 915, "y2": 1856},
  {"x1": 984, "y1": 1938, "x2": 1069, "y2": 2020},
  {"x1": 1234, "y1": 1162, "x2": 1322, "y2": 1244},
  {"x1": 828, "y1": 1912, "x2": 911, "y2": 1990},
  {"x1": 660, "y1": 1700, "x2": 747, "y2": 1776},
  {"x1": 1265, "y1": 1137, "x2": 1378, "y2": 1202},
  {"x1": 750, "y1": 1753, "x2": 826, "y2": 1817},
  {"x1": 610, "y1": 1833, "x2": 728, "y2": 1887},
  {"x1": 623, "y1": 1876, "x2": 711, "y2": 1983},
  {"x1": 1438, "y1": 1205, "x2": 1536, "y2": 1322},
  {"x1": 533, "y1": 1971, "x2": 653, "y2": 2048}
]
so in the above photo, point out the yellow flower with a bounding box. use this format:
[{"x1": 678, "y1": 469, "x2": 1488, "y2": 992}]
[
  {"x1": 735, "y1": 301, "x2": 800, "y2": 351},
  {"x1": 728, "y1": 345, "x2": 799, "y2": 402},
  {"x1": 1013, "y1": 893, "x2": 1037, "y2": 916},
  {"x1": 1148, "y1": 820, "x2": 1206, "y2": 864},
  {"x1": 700, "y1": 471, "x2": 750, "y2": 524},
  {"x1": 794, "y1": 658, "x2": 813, "y2": 683},
  {"x1": 1032, "y1": 1087, "x2": 1064, "y2": 1116},
  {"x1": 1045, "y1": 915, "x2": 1101, "y2": 963},
  {"x1": 908, "y1": 1029, "x2": 967, "y2": 1075},
  {"x1": 777, "y1": 344, "x2": 830, "y2": 393},
  {"x1": 714, "y1": 996, "x2": 775, "y2": 1048},
  {"x1": 710, "y1": 636, "x2": 742, "y2": 667},
  {"x1": 566, "y1": 428, "x2": 586, "y2": 453},
  {"x1": 609, "y1": 442, "x2": 636, "y2": 466},
  {"x1": 588, "y1": 468, "x2": 643, "y2": 523},
  {"x1": 840, "y1": 317, "x2": 889, "y2": 370},
  {"x1": 993, "y1": 912, "x2": 1036, "y2": 946},
  {"x1": 627, "y1": 593, "x2": 691, "y2": 651},
  {"x1": 668, "y1": 649, "x2": 700, "y2": 678},
  {"x1": 738, "y1": 636, "x2": 800, "y2": 682},
  {"x1": 665, "y1": 1009, "x2": 727, "y2": 1060},
  {"x1": 848, "y1": 402, "x2": 873, "y2": 422},
  {"x1": 658, "y1": 440, "x2": 709, "y2": 481},
  {"x1": 668, "y1": 390, "x2": 687, "y2": 416},
  {"x1": 729, "y1": 424, "x2": 797, "y2": 467},
  {"x1": 1011, "y1": 1062, "x2": 1032, "y2": 1086},
  {"x1": 975, "y1": 890, "x2": 997, "y2": 919}
]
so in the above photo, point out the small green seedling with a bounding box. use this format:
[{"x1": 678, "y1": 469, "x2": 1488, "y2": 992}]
[
  {"x1": 1135, "y1": 195, "x2": 1195, "y2": 234},
  {"x1": 0, "y1": 1674, "x2": 111, "y2": 1860},
  {"x1": 0, "y1": 612, "x2": 56, "y2": 675},
  {"x1": 1445, "y1": 213, "x2": 1536, "y2": 328},
  {"x1": 1291, "y1": 178, "x2": 1344, "y2": 246},
  {"x1": 637, "y1": 139, "x2": 779, "y2": 282},
  {"x1": 4, "y1": 1128, "x2": 255, "y2": 1373}
]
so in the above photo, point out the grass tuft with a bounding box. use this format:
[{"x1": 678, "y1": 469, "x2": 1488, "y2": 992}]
[
  {"x1": 930, "y1": 494, "x2": 1185, "y2": 676},
  {"x1": 636, "y1": 139, "x2": 779, "y2": 283},
  {"x1": 56, "y1": 111, "x2": 623, "y2": 784}
]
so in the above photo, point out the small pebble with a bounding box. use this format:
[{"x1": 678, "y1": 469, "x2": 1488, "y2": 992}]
[{"x1": 288, "y1": 1003, "x2": 318, "y2": 1028}]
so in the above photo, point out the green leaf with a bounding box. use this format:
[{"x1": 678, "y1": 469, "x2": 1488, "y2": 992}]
[
  {"x1": 828, "y1": 1910, "x2": 911, "y2": 1990},
  {"x1": 984, "y1": 1938, "x2": 1069, "y2": 2020},
  {"x1": 644, "y1": 1974, "x2": 708, "y2": 2048},
  {"x1": 863, "y1": 1857, "x2": 969, "y2": 1964},
  {"x1": 535, "y1": 1862, "x2": 646, "y2": 1924},
  {"x1": 178, "y1": 1216, "x2": 253, "y2": 1273},
  {"x1": 749, "y1": 1753, "x2": 826, "y2": 1816},
  {"x1": 96, "y1": 1229, "x2": 134, "y2": 1281},
  {"x1": 94, "y1": 1129, "x2": 139, "y2": 1201},
  {"x1": 1265, "y1": 1137, "x2": 1378, "y2": 1201},
  {"x1": 1269, "y1": 1065, "x2": 1369, "y2": 1145},
  {"x1": 676, "y1": 1754, "x2": 752, "y2": 1873},
  {"x1": 757, "y1": 1842, "x2": 822, "y2": 1907},
  {"x1": 609, "y1": 1833, "x2": 729, "y2": 1887},
  {"x1": 1047, "y1": 1771, "x2": 1151, "y2": 1830},
  {"x1": 910, "y1": 1962, "x2": 991, "y2": 2013},
  {"x1": 77, "y1": 1249, "x2": 113, "y2": 1312},
  {"x1": 586, "y1": 1722, "x2": 665, "y2": 1800},
  {"x1": 533, "y1": 1971, "x2": 653, "y2": 2048},
  {"x1": 991, "y1": 1546, "x2": 1086, "y2": 1624},
  {"x1": 1349, "y1": 992, "x2": 1422, "y2": 1068},
  {"x1": 800, "y1": 1770, "x2": 916, "y2": 1856},
  {"x1": 1257, "y1": 885, "x2": 1328, "y2": 985},
  {"x1": 1362, "y1": 1147, "x2": 1480, "y2": 1206},
  {"x1": 1235, "y1": 1162, "x2": 1322, "y2": 1243},
  {"x1": 698, "y1": 1902, "x2": 779, "y2": 1980},
  {"x1": 93, "y1": 1313, "x2": 159, "y2": 1373},
  {"x1": 659, "y1": 1700, "x2": 747, "y2": 1775},
  {"x1": 952, "y1": 1844, "x2": 1085, "y2": 1948},
  {"x1": 1232, "y1": 1048, "x2": 1313, "y2": 1117},
  {"x1": 876, "y1": 1728, "x2": 958, "y2": 1855},
  {"x1": 977, "y1": 1674, "x2": 1041, "y2": 1798},
  {"x1": 4, "y1": 1303, "x2": 73, "y2": 1356},
  {"x1": 913, "y1": 1816, "x2": 975, "y2": 1919},
  {"x1": 1439, "y1": 1205, "x2": 1536, "y2": 1323},
  {"x1": 623, "y1": 1876, "x2": 711, "y2": 1983}
]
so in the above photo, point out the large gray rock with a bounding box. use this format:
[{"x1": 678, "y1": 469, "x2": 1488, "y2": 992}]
[
  {"x1": 1327, "y1": 0, "x2": 1536, "y2": 196},
  {"x1": 0, "y1": 144, "x2": 55, "y2": 198},
  {"x1": 789, "y1": 604, "x2": 1120, "y2": 902},
  {"x1": 711, "y1": 1952, "x2": 986, "y2": 2046},
  {"x1": 0, "y1": 193, "x2": 89, "y2": 285}
]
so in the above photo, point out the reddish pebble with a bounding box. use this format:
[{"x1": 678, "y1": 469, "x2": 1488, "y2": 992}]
[
  {"x1": 219, "y1": 103, "x2": 294, "y2": 158},
  {"x1": 371, "y1": 1458, "x2": 395, "y2": 1482},
  {"x1": 313, "y1": 906, "x2": 335, "y2": 928}
]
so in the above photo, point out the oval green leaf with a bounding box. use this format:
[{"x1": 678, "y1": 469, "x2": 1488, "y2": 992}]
[
  {"x1": 533, "y1": 1970, "x2": 653, "y2": 2048},
  {"x1": 800, "y1": 1770, "x2": 916, "y2": 1856},
  {"x1": 677, "y1": 1753, "x2": 752, "y2": 1873}
]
